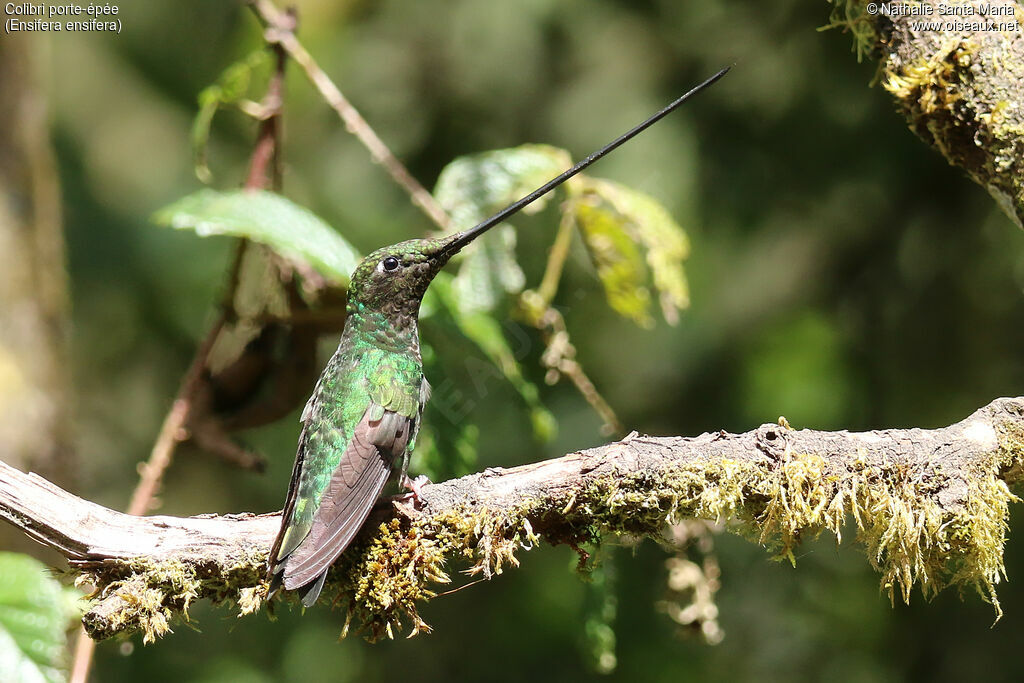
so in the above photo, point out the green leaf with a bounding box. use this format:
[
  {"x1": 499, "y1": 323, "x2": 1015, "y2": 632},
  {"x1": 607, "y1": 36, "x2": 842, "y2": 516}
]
[
  {"x1": 0, "y1": 553, "x2": 84, "y2": 683},
  {"x1": 572, "y1": 198, "x2": 654, "y2": 328},
  {"x1": 153, "y1": 190, "x2": 361, "y2": 286},
  {"x1": 425, "y1": 274, "x2": 556, "y2": 441},
  {"x1": 433, "y1": 144, "x2": 572, "y2": 313},
  {"x1": 574, "y1": 178, "x2": 691, "y2": 325},
  {"x1": 192, "y1": 50, "x2": 272, "y2": 183},
  {"x1": 434, "y1": 144, "x2": 572, "y2": 229},
  {"x1": 451, "y1": 225, "x2": 524, "y2": 313}
]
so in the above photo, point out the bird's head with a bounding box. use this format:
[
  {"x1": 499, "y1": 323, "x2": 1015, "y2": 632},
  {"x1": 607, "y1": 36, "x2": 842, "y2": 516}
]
[
  {"x1": 345, "y1": 228, "x2": 479, "y2": 321},
  {"x1": 345, "y1": 66, "x2": 730, "y2": 325}
]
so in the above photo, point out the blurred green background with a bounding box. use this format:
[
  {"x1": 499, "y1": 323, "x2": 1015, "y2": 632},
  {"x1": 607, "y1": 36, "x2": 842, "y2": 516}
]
[{"x1": 5, "y1": 0, "x2": 1024, "y2": 681}]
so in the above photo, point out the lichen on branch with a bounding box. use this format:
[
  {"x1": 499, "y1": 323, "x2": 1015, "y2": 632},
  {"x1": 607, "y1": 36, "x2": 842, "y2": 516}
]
[
  {"x1": 825, "y1": 0, "x2": 1024, "y2": 228},
  {"x1": 1, "y1": 397, "x2": 1023, "y2": 642}
]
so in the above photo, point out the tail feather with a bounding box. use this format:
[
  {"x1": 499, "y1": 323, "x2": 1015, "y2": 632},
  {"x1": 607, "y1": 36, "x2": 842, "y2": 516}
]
[{"x1": 299, "y1": 571, "x2": 328, "y2": 607}]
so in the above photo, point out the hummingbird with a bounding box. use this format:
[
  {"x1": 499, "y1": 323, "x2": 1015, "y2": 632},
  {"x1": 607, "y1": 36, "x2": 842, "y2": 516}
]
[{"x1": 267, "y1": 67, "x2": 730, "y2": 607}]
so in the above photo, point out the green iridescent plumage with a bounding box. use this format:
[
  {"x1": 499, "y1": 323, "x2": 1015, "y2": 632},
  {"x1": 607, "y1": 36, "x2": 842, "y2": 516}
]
[
  {"x1": 268, "y1": 239, "x2": 454, "y2": 605},
  {"x1": 266, "y1": 68, "x2": 728, "y2": 606}
]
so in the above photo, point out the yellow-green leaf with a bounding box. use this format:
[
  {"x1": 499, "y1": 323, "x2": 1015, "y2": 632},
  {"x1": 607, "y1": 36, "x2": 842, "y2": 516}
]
[
  {"x1": 576, "y1": 178, "x2": 691, "y2": 325},
  {"x1": 433, "y1": 144, "x2": 572, "y2": 313},
  {"x1": 572, "y1": 199, "x2": 654, "y2": 328}
]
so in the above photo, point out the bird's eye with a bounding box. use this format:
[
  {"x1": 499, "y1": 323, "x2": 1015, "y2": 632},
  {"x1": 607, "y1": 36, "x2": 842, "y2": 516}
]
[{"x1": 382, "y1": 256, "x2": 400, "y2": 272}]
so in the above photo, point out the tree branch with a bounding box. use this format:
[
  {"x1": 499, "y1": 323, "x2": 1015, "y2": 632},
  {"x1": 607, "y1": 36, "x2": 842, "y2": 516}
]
[
  {"x1": 249, "y1": 0, "x2": 452, "y2": 232},
  {"x1": 828, "y1": 0, "x2": 1024, "y2": 227},
  {"x1": 3, "y1": 397, "x2": 1023, "y2": 642}
]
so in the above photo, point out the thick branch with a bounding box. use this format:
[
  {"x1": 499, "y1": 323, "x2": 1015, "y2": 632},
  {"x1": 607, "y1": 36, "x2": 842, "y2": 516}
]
[
  {"x1": 830, "y1": 0, "x2": 1024, "y2": 227},
  {"x1": 2, "y1": 397, "x2": 1023, "y2": 641}
]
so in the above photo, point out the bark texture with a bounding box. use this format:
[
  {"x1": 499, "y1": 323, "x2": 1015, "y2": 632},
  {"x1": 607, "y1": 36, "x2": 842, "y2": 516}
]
[
  {"x1": 2, "y1": 397, "x2": 1023, "y2": 641},
  {"x1": 0, "y1": 36, "x2": 72, "y2": 485},
  {"x1": 832, "y1": 0, "x2": 1024, "y2": 226}
]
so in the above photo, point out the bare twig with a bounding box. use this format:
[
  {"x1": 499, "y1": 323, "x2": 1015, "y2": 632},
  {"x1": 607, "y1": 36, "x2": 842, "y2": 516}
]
[
  {"x1": 126, "y1": 2, "x2": 292, "y2": 517},
  {"x1": 69, "y1": 12, "x2": 293, "y2": 683},
  {"x1": 126, "y1": 373, "x2": 209, "y2": 518},
  {"x1": 536, "y1": 209, "x2": 577, "y2": 304},
  {"x1": 519, "y1": 290, "x2": 624, "y2": 435},
  {"x1": 244, "y1": 13, "x2": 289, "y2": 193},
  {"x1": 6, "y1": 397, "x2": 1022, "y2": 642},
  {"x1": 248, "y1": 0, "x2": 452, "y2": 231}
]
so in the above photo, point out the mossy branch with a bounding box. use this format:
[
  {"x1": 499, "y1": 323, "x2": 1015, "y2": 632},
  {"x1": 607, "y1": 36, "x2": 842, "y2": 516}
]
[
  {"x1": 2, "y1": 397, "x2": 1024, "y2": 643},
  {"x1": 827, "y1": 0, "x2": 1024, "y2": 227}
]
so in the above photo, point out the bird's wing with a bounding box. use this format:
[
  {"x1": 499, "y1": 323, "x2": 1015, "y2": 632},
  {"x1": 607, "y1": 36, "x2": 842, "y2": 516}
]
[
  {"x1": 277, "y1": 359, "x2": 423, "y2": 592},
  {"x1": 280, "y1": 407, "x2": 393, "y2": 590}
]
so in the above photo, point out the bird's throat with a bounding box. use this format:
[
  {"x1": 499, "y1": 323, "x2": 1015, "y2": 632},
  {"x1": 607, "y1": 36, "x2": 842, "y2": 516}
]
[{"x1": 346, "y1": 306, "x2": 421, "y2": 356}]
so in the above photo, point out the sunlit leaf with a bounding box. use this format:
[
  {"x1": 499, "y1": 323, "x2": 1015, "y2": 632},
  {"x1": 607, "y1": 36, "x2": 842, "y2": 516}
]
[
  {"x1": 575, "y1": 178, "x2": 691, "y2": 325},
  {"x1": 0, "y1": 553, "x2": 84, "y2": 683},
  {"x1": 434, "y1": 144, "x2": 572, "y2": 228},
  {"x1": 595, "y1": 179, "x2": 691, "y2": 323},
  {"x1": 433, "y1": 145, "x2": 572, "y2": 313},
  {"x1": 153, "y1": 189, "x2": 361, "y2": 287},
  {"x1": 572, "y1": 199, "x2": 654, "y2": 328}
]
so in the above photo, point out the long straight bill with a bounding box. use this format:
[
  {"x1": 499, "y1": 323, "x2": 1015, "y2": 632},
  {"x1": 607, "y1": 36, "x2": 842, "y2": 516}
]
[{"x1": 442, "y1": 65, "x2": 731, "y2": 255}]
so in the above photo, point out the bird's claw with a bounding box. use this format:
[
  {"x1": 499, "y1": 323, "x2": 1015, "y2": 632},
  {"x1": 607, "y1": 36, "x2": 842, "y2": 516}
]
[
  {"x1": 404, "y1": 473, "x2": 431, "y2": 495},
  {"x1": 396, "y1": 474, "x2": 431, "y2": 508}
]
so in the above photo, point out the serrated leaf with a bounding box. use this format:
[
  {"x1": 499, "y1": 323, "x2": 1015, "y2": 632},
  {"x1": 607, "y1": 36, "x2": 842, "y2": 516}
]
[
  {"x1": 425, "y1": 274, "x2": 555, "y2": 441},
  {"x1": 433, "y1": 145, "x2": 572, "y2": 313},
  {"x1": 434, "y1": 144, "x2": 573, "y2": 228},
  {"x1": 0, "y1": 553, "x2": 84, "y2": 683},
  {"x1": 572, "y1": 199, "x2": 654, "y2": 328},
  {"x1": 575, "y1": 178, "x2": 691, "y2": 325},
  {"x1": 153, "y1": 190, "x2": 361, "y2": 287},
  {"x1": 594, "y1": 179, "x2": 691, "y2": 322}
]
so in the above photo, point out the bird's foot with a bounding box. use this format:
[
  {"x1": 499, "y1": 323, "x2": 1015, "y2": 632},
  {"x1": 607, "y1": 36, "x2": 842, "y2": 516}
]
[{"x1": 395, "y1": 474, "x2": 431, "y2": 508}]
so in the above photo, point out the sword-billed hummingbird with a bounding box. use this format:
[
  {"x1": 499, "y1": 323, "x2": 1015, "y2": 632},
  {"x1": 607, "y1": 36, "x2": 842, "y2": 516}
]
[{"x1": 268, "y1": 67, "x2": 730, "y2": 606}]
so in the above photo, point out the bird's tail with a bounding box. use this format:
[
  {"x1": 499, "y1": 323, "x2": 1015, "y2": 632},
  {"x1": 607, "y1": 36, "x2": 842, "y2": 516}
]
[
  {"x1": 297, "y1": 571, "x2": 328, "y2": 607},
  {"x1": 266, "y1": 558, "x2": 327, "y2": 607}
]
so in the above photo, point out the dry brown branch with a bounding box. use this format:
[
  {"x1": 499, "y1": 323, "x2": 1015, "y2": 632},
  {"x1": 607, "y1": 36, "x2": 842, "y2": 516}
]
[
  {"x1": 69, "y1": 12, "x2": 295, "y2": 680},
  {"x1": 249, "y1": 0, "x2": 452, "y2": 232},
  {"x1": 3, "y1": 396, "x2": 1024, "y2": 642}
]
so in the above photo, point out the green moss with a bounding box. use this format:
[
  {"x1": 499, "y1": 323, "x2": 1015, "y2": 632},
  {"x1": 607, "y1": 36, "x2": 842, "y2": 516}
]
[
  {"x1": 319, "y1": 506, "x2": 542, "y2": 641},
  {"x1": 322, "y1": 446, "x2": 1018, "y2": 638},
  {"x1": 79, "y1": 425, "x2": 1022, "y2": 642},
  {"x1": 821, "y1": 0, "x2": 877, "y2": 63},
  {"x1": 79, "y1": 559, "x2": 200, "y2": 644},
  {"x1": 79, "y1": 547, "x2": 268, "y2": 643}
]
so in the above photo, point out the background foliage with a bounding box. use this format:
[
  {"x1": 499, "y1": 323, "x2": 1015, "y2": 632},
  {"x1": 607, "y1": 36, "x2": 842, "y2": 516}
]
[{"x1": 6, "y1": 0, "x2": 1024, "y2": 681}]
